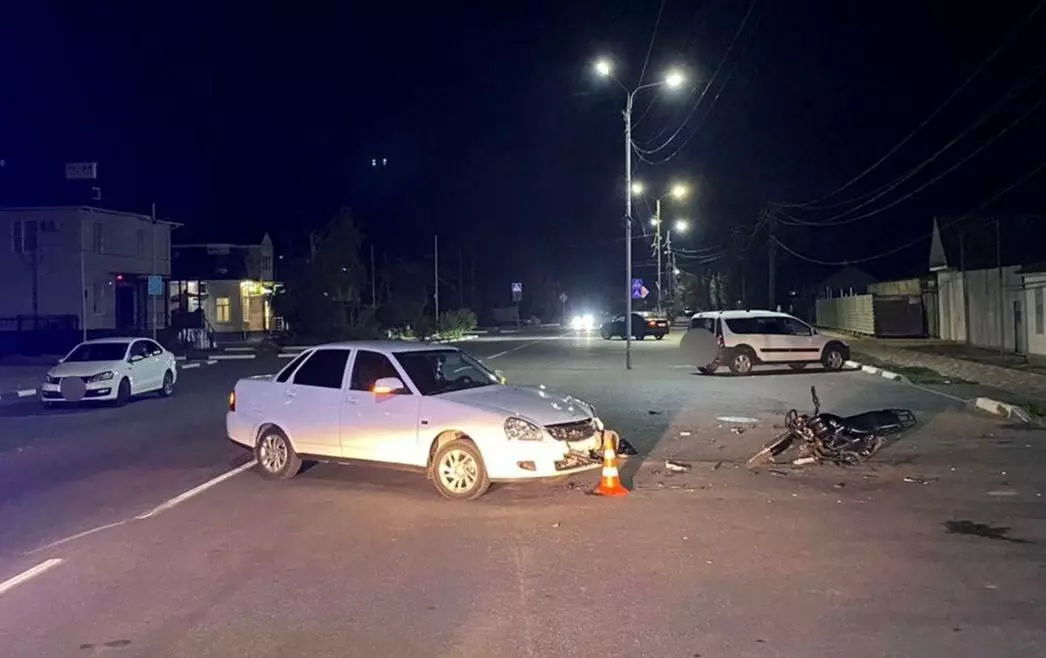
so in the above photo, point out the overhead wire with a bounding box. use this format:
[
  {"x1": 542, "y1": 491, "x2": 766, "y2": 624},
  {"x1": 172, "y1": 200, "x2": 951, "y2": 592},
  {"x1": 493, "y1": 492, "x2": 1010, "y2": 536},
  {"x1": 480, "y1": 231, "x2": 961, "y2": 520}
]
[
  {"x1": 770, "y1": 157, "x2": 1046, "y2": 266},
  {"x1": 774, "y1": 0, "x2": 1045, "y2": 209},
  {"x1": 772, "y1": 95, "x2": 1046, "y2": 227}
]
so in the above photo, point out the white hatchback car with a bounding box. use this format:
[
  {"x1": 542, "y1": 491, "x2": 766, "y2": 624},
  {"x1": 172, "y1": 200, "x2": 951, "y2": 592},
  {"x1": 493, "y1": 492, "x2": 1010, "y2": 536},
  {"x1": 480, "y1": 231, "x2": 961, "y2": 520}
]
[
  {"x1": 688, "y1": 310, "x2": 850, "y2": 375},
  {"x1": 41, "y1": 337, "x2": 178, "y2": 407},
  {"x1": 226, "y1": 341, "x2": 609, "y2": 500}
]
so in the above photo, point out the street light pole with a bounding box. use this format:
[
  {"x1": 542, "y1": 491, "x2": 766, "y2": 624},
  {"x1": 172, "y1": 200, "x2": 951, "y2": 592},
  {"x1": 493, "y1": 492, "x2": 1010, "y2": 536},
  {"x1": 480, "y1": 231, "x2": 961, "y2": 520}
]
[
  {"x1": 655, "y1": 197, "x2": 663, "y2": 315},
  {"x1": 624, "y1": 91, "x2": 635, "y2": 370}
]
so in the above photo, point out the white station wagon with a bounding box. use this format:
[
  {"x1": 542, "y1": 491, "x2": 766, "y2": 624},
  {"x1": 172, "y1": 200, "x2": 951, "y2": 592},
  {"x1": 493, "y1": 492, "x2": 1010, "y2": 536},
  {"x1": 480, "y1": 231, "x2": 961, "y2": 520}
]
[{"x1": 226, "y1": 341, "x2": 608, "y2": 500}]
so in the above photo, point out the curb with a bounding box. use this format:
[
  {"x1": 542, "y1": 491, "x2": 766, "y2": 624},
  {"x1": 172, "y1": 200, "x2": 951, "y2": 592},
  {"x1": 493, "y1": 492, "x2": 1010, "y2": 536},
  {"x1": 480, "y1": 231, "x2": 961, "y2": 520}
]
[{"x1": 845, "y1": 358, "x2": 1041, "y2": 424}]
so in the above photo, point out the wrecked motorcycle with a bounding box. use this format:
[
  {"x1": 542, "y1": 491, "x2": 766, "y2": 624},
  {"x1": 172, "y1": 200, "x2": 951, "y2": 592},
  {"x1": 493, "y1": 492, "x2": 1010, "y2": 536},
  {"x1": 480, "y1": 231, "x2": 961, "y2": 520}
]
[{"x1": 748, "y1": 386, "x2": 916, "y2": 467}]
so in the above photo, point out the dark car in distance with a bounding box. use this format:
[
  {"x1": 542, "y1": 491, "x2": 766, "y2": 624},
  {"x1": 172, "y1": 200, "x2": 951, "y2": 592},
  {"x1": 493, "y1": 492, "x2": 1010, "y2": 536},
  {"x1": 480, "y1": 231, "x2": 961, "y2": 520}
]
[{"x1": 600, "y1": 312, "x2": 670, "y2": 340}]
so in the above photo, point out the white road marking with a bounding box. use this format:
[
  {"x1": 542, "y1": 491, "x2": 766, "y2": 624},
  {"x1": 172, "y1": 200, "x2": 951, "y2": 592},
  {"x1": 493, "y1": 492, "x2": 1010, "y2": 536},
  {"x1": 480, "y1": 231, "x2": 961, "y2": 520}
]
[
  {"x1": 223, "y1": 346, "x2": 256, "y2": 352},
  {"x1": 0, "y1": 559, "x2": 62, "y2": 596},
  {"x1": 485, "y1": 340, "x2": 540, "y2": 360},
  {"x1": 210, "y1": 354, "x2": 256, "y2": 361},
  {"x1": 180, "y1": 363, "x2": 201, "y2": 370},
  {"x1": 135, "y1": 460, "x2": 257, "y2": 520},
  {"x1": 277, "y1": 353, "x2": 299, "y2": 358},
  {"x1": 206, "y1": 359, "x2": 218, "y2": 365},
  {"x1": 26, "y1": 521, "x2": 130, "y2": 554},
  {"x1": 16, "y1": 389, "x2": 37, "y2": 397}
]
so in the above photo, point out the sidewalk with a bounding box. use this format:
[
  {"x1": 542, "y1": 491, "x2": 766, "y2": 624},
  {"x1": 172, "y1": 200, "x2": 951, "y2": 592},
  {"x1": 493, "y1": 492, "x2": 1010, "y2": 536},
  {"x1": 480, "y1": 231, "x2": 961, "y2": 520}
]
[{"x1": 829, "y1": 332, "x2": 1046, "y2": 410}]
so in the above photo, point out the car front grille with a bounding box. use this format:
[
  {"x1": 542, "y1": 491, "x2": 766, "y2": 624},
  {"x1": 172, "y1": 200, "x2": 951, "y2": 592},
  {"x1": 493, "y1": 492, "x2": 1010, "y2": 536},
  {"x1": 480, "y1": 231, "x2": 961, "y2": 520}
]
[{"x1": 545, "y1": 419, "x2": 597, "y2": 442}]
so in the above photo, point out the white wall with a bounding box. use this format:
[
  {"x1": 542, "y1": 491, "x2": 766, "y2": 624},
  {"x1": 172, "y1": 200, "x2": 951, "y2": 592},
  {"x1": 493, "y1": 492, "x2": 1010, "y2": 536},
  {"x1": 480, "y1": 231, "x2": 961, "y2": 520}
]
[
  {"x1": 815, "y1": 294, "x2": 875, "y2": 334},
  {"x1": 0, "y1": 208, "x2": 84, "y2": 322},
  {"x1": 936, "y1": 267, "x2": 1023, "y2": 351},
  {"x1": 1023, "y1": 274, "x2": 1046, "y2": 356}
]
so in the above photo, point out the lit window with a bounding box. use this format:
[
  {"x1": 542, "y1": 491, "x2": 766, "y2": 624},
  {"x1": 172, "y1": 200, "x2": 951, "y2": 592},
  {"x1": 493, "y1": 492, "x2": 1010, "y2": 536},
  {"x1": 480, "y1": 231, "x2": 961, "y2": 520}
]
[{"x1": 216, "y1": 297, "x2": 231, "y2": 323}]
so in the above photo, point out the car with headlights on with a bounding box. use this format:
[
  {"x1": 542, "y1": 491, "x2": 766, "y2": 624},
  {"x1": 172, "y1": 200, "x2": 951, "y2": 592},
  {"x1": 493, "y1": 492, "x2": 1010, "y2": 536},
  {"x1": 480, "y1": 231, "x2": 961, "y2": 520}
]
[
  {"x1": 40, "y1": 337, "x2": 178, "y2": 407},
  {"x1": 226, "y1": 341, "x2": 610, "y2": 500},
  {"x1": 569, "y1": 312, "x2": 597, "y2": 331}
]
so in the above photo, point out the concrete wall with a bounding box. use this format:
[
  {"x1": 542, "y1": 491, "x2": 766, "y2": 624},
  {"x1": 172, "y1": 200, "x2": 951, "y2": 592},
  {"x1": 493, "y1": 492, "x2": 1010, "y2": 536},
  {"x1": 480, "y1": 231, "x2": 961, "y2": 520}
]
[
  {"x1": 815, "y1": 294, "x2": 875, "y2": 335},
  {"x1": 1024, "y1": 274, "x2": 1046, "y2": 356},
  {"x1": 869, "y1": 278, "x2": 921, "y2": 296},
  {"x1": 0, "y1": 208, "x2": 84, "y2": 321},
  {"x1": 936, "y1": 267, "x2": 1023, "y2": 352}
]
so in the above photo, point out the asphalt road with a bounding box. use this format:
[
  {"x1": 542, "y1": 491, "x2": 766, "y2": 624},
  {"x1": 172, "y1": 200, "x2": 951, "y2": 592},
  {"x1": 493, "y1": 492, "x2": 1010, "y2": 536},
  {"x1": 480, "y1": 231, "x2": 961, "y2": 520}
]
[{"x1": 1, "y1": 329, "x2": 1044, "y2": 657}]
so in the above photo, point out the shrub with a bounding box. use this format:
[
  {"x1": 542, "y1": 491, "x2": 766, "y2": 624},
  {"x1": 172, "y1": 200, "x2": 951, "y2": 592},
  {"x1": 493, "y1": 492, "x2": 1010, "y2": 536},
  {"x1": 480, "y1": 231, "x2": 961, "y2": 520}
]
[{"x1": 437, "y1": 308, "x2": 478, "y2": 339}]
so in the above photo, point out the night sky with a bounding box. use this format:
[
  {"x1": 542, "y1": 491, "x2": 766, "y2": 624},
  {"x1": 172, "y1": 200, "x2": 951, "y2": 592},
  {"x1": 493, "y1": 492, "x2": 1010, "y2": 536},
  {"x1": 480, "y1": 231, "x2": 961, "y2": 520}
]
[{"x1": 2, "y1": 1, "x2": 1043, "y2": 309}]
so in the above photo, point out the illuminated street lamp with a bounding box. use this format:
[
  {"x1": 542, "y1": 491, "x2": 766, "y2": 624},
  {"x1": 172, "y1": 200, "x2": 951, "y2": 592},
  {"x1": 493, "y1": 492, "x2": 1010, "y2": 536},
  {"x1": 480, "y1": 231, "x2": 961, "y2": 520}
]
[
  {"x1": 666, "y1": 218, "x2": 691, "y2": 301},
  {"x1": 594, "y1": 59, "x2": 687, "y2": 369},
  {"x1": 642, "y1": 183, "x2": 691, "y2": 314}
]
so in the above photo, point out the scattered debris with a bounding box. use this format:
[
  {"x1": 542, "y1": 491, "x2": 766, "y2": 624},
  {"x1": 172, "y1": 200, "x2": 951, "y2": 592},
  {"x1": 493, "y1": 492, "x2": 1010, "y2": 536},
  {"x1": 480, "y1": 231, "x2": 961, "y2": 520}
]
[
  {"x1": 713, "y1": 461, "x2": 724, "y2": 471},
  {"x1": 665, "y1": 460, "x2": 691, "y2": 474},
  {"x1": 903, "y1": 476, "x2": 937, "y2": 485},
  {"x1": 730, "y1": 426, "x2": 746, "y2": 435},
  {"x1": 987, "y1": 488, "x2": 1018, "y2": 497},
  {"x1": 793, "y1": 456, "x2": 817, "y2": 466},
  {"x1": 944, "y1": 520, "x2": 1035, "y2": 544},
  {"x1": 769, "y1": 469, "x2": 789, "y2": 477},
  {"x1": 833, "y1": 482, "x2": 846, "y2": 489},
  {"x1": 648, "y1": 410, "x2": 662, "y2": 415},
  {"x1": 717, "y1": 415, "x2": 759, "y2": 424},
  {"x1": 552, "y1": 522, "x2": 560, "y2": 528},
  {"x1": 616, "y1": 438, "x2": 638, "y2": 456},
  {"x1": 679, "y1": 431, "x2": 692, "y2": 437}
]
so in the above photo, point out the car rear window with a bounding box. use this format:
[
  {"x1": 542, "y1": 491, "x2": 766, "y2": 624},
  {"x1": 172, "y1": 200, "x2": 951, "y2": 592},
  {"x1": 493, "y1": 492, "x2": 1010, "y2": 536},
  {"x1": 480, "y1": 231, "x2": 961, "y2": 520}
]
[{"x1": 689, "y1": 316, "x2": 715, "y2": 332}]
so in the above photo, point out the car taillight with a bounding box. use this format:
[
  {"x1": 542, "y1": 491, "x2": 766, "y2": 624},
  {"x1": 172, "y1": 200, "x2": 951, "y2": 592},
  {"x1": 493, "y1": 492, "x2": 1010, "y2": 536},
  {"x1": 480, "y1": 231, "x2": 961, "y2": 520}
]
[
  {"x1": 648, "y1": 320, "x2": 656, "y2": 327},
  {"x1": 228, "y1": 391, "x2": 236, "y2": 412}
]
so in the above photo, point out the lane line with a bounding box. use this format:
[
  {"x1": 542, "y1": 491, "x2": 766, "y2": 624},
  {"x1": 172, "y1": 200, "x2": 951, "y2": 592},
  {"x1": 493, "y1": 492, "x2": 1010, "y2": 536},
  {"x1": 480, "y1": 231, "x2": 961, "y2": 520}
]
[
  {"x1": 180, "y1": 363, "x2": 201, "y2": 370},
  {"x1": 16, "y1": 389, "x2": 37, "y2": 397},
  {"x1": 135, "y1": 460, "x2": 257, "y2": 520},
  {"x1": 26, "y1": 521, "x2": 130, "y2": 555},
  {"x1": 486, "y1": 340, "x2": 540, "y2": 361},
  {"x1": 0, "y1": 559, "x2": 62, "y2": 596}
]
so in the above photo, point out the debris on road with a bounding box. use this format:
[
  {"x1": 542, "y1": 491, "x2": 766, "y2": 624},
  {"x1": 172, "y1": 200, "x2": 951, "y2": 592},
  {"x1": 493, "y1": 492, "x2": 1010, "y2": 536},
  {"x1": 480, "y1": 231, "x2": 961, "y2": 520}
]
[
  {"x1": 987, "y1": 488, "x2": 1018, "y2": 497},
  {"x1": 717, "y1": 415, "x2": 759, "y2": 424},
  {"x1": 616, "y1": 438, "x2": 638, "y2": 456},
  {"x1": 665, "y1": 460, "x2": 691, "y2": 474},
  {"x1": 648, "y1": 409, "x2": 662, "y2": 415},
  {"x1": 679, "y1": 431, "x2": 692, "y2": 437},
  {"x1": 730, "y1": 426, "x2": 746, "y2": 435},
  {"x1": 903, "y1": 476, "x2": 938, "y2": 485},
  {"x1": 713, "y1": 461, "x2": 724, "y2": 471},
  {"x1": 769, "y1": 469, "x2": 790, "y2": 477}
]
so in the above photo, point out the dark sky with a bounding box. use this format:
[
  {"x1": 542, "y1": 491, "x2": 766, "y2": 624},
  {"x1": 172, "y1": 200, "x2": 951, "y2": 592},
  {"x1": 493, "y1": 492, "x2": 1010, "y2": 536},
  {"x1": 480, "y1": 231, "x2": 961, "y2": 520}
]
[{"x1": 2, "y1": 1, "x2": 1044, "y2": 307}]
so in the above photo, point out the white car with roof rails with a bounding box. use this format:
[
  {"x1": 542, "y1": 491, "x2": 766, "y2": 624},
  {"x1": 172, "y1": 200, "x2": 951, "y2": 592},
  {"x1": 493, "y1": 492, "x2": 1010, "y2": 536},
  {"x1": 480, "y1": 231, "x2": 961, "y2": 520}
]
[
  {"x1": 688, "y1": 310, "x2": 850, "y2": 375},
  {"x1": 40, "y1": 337, "x2": 178, "y2": 407},
  {"x1": 226, "y1": 341, "x2": 610, "y2": 500}
]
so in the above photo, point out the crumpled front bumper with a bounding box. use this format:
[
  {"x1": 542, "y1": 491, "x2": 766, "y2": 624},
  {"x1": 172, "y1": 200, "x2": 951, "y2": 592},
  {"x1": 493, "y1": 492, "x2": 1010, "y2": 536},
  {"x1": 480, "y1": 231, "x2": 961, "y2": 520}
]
[{"x1": 485, "y1": 428, "x2": 616, "y2": 481}]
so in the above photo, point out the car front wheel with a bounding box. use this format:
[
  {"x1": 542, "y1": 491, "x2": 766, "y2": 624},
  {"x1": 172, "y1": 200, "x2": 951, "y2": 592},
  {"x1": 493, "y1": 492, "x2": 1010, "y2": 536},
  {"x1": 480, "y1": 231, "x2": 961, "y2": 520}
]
[
  {"x1": 822, "y1": 346, "x2": 846, "y2": 371},
  {"x1": 432, "y1": 439, "x2": 491, "y2": 501}
]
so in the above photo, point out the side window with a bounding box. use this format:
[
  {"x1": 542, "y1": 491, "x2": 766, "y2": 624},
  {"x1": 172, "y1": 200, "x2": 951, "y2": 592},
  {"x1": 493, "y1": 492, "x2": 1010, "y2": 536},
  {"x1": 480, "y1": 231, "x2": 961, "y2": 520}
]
[
  {"x1": 130, "y1": 341, "x2": 149, "y2": 358},
  {"x1": 292, "y1": 349, "x2": 351, "y2": 389},
  {"x1": 725, "y1": 318, "x2": 758, "y2": 335},
  {"x1": 783, "y1": 318, "x2": 812, "y2": 336},
  {"x1": 144, "y1": 340, "x2": 163, "y2": 356},
  {"x1": 275, "y1": 350, "x2": 311, "y2": 383},
  {"x1": 350, "y1": 350, "x2": 403, "y2": 392}
]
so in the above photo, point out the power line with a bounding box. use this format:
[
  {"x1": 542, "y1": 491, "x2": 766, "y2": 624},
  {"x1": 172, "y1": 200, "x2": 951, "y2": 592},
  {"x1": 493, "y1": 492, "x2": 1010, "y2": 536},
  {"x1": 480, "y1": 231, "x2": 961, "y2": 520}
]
[
  {"x1": 773, "y1": 67, "x2": 1046, "y2": 221},
  {"x1": 771, "y1": 158, "x2": 1046, "y2": 266},
  {"x1": 636, "y1": 0, "x2": 666, "y2": 87},
  {"x1": 774, "y1": 0, "x2": 1045, "y2": 209},
  {"x1": 773, "y1": 96, "x2": 1045, "y2": 227}
]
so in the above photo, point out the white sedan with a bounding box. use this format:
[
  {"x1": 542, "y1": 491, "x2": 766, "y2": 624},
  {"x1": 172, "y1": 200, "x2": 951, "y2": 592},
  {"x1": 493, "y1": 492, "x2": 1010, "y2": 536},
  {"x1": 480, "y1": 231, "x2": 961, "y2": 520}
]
[
  {"x1": 41, "y1": 337, "x2": 178, "y2": 407},
  {"x1": 226, "y1": 341, "x2": 609, "y2": 500}
]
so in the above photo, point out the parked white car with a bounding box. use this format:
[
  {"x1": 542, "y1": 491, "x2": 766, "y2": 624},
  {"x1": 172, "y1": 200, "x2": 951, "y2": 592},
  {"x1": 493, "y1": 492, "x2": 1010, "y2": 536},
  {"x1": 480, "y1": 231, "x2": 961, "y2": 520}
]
[
  {"x1": 41, "y1": 337, "x2": 178, "y2": 407},
  {"x1": 688, "y1": 310, "x2": 850, "y2": 375},
  {"x1": 226, "y1": 341, "x2": 608, "y2": 500}
]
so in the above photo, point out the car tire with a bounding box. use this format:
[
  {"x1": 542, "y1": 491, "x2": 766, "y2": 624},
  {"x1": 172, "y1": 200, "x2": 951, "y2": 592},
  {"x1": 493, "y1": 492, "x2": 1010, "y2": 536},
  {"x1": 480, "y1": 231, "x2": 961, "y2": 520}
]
[
  {"x1": 255, "y1": 427, "x2": 302, "y2": 480},
  {"x1": 788, "y1": 363, "x2": 807, "y2": 371},
  {"x1": 159, "y1": 370, "x2": 175, "y2": 397},
  {"x1": 822, "y1": 345, "x2": 846, "y2": 371},
  {"x1": 728, "y1": 347, "x2": 755, "y2": 375},
  {"x1": 114, "y1": 377, "x2": 131, "y2": 406},
  {"x1": 655, "y1": 334, "x2": 664, "y2": 341},
  {"x1": 432, "y1": 438, "x2": 491, "y2": 501}
]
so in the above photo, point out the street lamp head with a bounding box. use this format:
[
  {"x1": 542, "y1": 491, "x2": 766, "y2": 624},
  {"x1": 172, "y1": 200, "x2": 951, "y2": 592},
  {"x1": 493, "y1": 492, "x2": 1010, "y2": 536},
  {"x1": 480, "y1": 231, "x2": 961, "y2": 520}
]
[
  {"x1": 651, "y1": 218, "x2": 660, "y2": 227},
  {"x1": 664, "y1": 69, "x2": 685, "y2": 89},
  {"x1": 673, "y1": 267, "x2": 681, "y2": 275},
  {"x1": 674, "y1": 219, "x2": 689, "y2": 233},
  {"x1": 594, "y1": 59, "x2": 613, "y2": 77},
  {"x1": 630, "y1": 181, "x2": 645, "y2": 196},
  {"x1": 669, "y1": 183, "x2": 689, "y2": 200}
]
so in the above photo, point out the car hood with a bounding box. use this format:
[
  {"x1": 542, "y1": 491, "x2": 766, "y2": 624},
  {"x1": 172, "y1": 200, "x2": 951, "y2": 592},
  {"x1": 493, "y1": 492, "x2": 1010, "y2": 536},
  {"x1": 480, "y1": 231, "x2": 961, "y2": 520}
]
[
  {"x1": 440, "y1": 385, "x2": 594, "y2": 426},
  {"x1": 48, "y1": 361, "x2": 125, "y2": 378}
]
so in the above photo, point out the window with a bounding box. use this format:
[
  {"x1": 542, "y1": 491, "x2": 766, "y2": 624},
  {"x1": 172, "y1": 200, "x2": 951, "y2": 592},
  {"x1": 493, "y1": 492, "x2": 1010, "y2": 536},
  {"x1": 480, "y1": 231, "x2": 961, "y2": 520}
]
[
  {"x1": 275, "y1": 350, "x2": 312, "y2": 383},
  {"x1": 215, "y1": 297, "x2": 231, "y2": 323},
  {"x1": 130, "y1": 341, "x2": 151, "y2": 359},
  {"x1": 292, "y1": 349, "x2": 351, "y2": 389},
  {"x1": 395, "y1": 349, "x2": 498, "y2": 396},
  {"x1": 66, "y1": 342, "x2": 129, "y2": 362},
  {"x1": 782, "y1": 318, "x2": 812, "y2": 336},
  {"x1": 1036, "y1": 287, "x2": 1044, "y2": 335},
  {"x1": 11, "y1": 220, "x2": 38, "y2": 254},
  {"x1": 142, "y1": 340, "x2": 163, "y2": 356},
  {"x1": 350, "y1": 351, "x2": 403, "y2": 392},
  {"x1": 92, "y1": 222, "x2": 104, "y2": 253}
]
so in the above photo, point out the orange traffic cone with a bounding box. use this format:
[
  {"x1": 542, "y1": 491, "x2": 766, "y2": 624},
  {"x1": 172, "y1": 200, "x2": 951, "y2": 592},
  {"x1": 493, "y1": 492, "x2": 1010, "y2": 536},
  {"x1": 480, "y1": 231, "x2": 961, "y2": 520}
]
[{"x1": 594, "y1": 430, "x2": 629, "y2": 497}]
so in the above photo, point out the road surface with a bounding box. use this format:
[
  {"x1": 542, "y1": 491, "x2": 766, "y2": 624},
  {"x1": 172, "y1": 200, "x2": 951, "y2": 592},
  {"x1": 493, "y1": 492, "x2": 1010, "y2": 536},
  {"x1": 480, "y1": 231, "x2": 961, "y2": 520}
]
[{"x1": 1, "y1": 329, "x2": 1043, "y2": 657}]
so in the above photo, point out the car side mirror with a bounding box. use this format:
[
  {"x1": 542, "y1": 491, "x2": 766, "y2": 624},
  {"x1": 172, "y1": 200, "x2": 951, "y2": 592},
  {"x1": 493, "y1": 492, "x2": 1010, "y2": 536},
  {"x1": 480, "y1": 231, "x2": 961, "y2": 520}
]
[
  {"x1": 57, "y1": 357, "x2": 65, "y2": 364},
  {"x1": 811, "y1": 327, "x2": 818, "y2": 335},
  {"x1": 494, "y1": 369, "x2": 507, "y2": 385},
  {"x1": 372, "y1": 377, "x2": 406, "y2": 394},
  {"x1": 129, "y1": 354, "x2": 144, "y2": 363}
]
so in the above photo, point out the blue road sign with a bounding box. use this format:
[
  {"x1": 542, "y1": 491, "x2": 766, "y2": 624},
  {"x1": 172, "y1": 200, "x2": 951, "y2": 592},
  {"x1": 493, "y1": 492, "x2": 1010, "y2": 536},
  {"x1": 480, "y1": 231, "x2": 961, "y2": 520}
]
[
  {"x1": 511, "y1": 282, "x2": 522, "y2": 293},
  {"x1": 631, "y1": 278, "x2": 644, "y2": 299},
  {"x1": 148, "y1": 275, "x2": 163, "y2": 296}
]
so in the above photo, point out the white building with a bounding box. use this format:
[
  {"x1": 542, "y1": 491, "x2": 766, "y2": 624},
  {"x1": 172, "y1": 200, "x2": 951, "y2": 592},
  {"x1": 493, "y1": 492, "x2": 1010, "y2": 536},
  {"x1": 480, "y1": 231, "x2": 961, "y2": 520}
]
[{"x1": 0, "y1": 206, "x2": 178, "y2": 335}]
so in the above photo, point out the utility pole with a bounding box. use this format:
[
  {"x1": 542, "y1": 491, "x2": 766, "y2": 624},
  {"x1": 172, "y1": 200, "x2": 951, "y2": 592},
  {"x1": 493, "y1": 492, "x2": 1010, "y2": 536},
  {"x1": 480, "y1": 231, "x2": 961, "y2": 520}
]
[
  {"x1": 433, "y1": 234, "x2": 440, "y2": 324},
  {"x1": 370, "y1": 244, "x2": 377, "y2": 308},
  {"x1": 768, "y1": 214, "x2": 777, "y2": 311},
  {"x1": 654, "y1": 197, "x2": 663, "y2": 314},
  {"x1": 624, "y1": 94, "x2": 635, "y2": 369},
  {"x1": 458, "y1": 247, "x2": 464, "y2": 308},
  {"x1": 151, "y1": 202, "x2": 158, "y2": 341},
  {"x1": 960, "y1": 230, "x2": 970, "y2": 344},
  {"x1": 470, "y1": 258, "x2": 476, "y2": 309},
  {"x1": 996, "y1": 217, "x2": 1004, "y2": 354}
]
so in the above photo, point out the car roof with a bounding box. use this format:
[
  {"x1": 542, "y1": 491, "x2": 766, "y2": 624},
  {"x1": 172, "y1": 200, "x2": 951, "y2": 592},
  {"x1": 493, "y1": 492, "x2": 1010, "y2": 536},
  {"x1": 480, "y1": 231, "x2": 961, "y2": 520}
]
[
  {"x1": 310, "y1": 340, "x2": 462, "y2": 354},
  {"x1": 77, "y1": 337, "x2": 139, "y2": 345},
  {"x1": 691, "y1": 309, "x2": 792, "y2": 319}
]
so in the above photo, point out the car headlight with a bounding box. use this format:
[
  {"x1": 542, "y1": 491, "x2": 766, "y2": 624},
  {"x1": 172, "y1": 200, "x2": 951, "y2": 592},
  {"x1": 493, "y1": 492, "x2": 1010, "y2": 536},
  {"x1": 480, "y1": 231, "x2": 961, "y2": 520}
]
[
  {"x1": 504, "y1": 417, "x2": 544, "y2": 441},
  {"x1": 85, "y1": 371, "x2": 114, "y2": 383}
]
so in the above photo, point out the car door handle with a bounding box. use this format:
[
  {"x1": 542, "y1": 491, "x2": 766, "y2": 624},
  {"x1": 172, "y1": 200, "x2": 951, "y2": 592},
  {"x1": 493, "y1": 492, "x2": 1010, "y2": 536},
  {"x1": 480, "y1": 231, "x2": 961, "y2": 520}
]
[
  {"x1": 284, "y1": 389, "x2": 296, "y2": 398},
  {"x1": 345, "y1": 397, "x2": 359, "y2": 405}
]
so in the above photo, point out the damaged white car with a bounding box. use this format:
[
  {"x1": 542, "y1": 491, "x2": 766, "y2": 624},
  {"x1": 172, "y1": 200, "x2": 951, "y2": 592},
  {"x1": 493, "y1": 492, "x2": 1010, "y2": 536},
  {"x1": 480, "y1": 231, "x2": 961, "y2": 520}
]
[{"x1": 227, "y1": 342, "x2": 609, "y2": 500}]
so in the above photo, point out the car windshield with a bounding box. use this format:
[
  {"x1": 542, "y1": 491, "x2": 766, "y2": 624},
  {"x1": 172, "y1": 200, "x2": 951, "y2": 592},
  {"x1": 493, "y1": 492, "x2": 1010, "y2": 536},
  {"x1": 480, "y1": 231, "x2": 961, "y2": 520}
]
[
  {"x1": 64, "y1": 342, "x2": 128, "y2": 362},
  {"x1": 394, "y1": 349, "x2": 500, "y2": 396}
]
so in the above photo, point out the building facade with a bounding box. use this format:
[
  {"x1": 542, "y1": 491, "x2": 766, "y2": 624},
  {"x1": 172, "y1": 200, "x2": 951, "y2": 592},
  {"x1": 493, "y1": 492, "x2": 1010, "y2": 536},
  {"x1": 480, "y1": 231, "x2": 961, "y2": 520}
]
[
  {"x1": 170, "y1": 234, "x2": 276, "y2": 339},
  {"x1": 0, "y1": 206, "x2": 176, "y2": 338}
]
